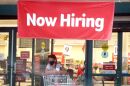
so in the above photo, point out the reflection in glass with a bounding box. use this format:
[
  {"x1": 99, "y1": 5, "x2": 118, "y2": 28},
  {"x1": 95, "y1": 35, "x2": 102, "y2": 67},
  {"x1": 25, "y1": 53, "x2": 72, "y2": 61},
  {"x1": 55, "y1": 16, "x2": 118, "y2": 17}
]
[
  {"x1": 16, "y1": 38, "x2": 32, "y2": 86},
  {"x1": 93, "y1": 33, "x2": 117, "y2": 74},
  {"x1": 122, "y1": 32, "x2": 130, "y2": 74},
  {"x1": 0, "y1": 32, "x2": 9, "y2": 85}
]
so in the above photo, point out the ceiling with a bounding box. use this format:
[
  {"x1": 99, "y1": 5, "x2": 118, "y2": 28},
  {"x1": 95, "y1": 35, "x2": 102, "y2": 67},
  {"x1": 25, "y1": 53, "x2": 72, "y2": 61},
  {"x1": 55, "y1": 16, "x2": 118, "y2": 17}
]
[{"x1": 0, "y1": 0, "x2": 130, "y2": 4}]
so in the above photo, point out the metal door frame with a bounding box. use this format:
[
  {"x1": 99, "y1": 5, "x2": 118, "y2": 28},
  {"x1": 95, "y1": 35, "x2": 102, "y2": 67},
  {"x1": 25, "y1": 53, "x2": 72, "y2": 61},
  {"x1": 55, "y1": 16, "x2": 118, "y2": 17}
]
[
  {"x1": 84, "y1": 19, "x2": 130, "y2": 86},
  {"x1": 0, "y1": 27, "x2": 17, "y2": 86},
  {"x1": 85, "y1": 32, "x2": 123, "y2": 86}
]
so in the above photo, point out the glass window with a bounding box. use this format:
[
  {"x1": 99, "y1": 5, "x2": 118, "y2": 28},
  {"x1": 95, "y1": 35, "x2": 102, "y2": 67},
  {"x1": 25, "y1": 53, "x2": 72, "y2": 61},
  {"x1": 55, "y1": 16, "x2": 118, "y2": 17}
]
[
  {"x1": 16, "y1": 38, "x2": 32, "y2": 86},
  {"x1": 31, "y1": 39, "x2": 85, "y2": 86},
  {"x1": 53, "y1": 39, "x2": 85, "y2": 86},
  {"x1": 93, "y1": 33, "x2": 117, "y2": 74},
  {"x1": 122, "y1": 32, "x2": 130, "y2": 74},
  {"x1": 0, "y1": 32, "x2": 9, "y2": 85},
  {"x1": 34, "y1": 39, "x2": 50, "y2": 86}
]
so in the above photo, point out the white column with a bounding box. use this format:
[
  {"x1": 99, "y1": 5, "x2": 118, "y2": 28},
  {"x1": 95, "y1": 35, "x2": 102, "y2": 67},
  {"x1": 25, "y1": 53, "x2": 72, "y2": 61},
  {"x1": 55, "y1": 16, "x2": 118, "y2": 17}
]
[
  {"x1": 122, "y1": 33, "x2": 128, "y2": 58},
  {"x1": 122, "y1": 33, "x2": 128, "y2": 85}
]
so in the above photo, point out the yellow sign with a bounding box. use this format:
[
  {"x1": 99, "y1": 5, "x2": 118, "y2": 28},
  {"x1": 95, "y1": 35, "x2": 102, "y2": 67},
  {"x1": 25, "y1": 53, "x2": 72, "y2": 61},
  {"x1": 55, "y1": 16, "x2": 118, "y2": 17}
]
[
  {"x1": 41, "y1": 42, "x2": 45, "y2": 49},
  {"x1": 102, "y1": 44, "x2": 109, "y2": 51}
]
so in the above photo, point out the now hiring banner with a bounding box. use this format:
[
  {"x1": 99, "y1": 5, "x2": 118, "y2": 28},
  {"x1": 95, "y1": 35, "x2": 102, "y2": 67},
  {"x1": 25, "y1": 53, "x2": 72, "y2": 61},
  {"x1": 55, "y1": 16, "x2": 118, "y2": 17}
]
[{"x1": 18, "y1": 1, "x2": 114, "y2": 40}]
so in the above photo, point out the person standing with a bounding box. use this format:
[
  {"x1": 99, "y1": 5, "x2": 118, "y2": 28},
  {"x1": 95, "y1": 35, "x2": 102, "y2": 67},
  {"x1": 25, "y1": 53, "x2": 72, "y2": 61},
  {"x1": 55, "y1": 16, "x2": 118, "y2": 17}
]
[{"x1": 45, "y1": 54, "x2": 66, "y2": 75}]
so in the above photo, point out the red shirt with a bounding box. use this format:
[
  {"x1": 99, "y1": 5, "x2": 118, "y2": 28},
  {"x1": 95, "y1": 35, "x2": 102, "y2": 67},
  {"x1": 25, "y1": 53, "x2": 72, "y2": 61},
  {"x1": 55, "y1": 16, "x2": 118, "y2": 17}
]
[{"x1": 77, "y1": 67, "x2": 84, "y2": 77}]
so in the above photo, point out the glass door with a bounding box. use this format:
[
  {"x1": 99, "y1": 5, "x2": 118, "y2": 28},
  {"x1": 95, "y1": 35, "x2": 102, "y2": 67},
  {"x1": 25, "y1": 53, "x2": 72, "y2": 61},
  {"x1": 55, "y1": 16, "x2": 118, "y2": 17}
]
[
  {"x1": 122, "y1": 32, "x2": 130, "y2": 86},
  {"x1": 0, "y1": 28, "x2": 17, "y2": 86},
  {"x1": 92, "y1": 33, "x2": 118, "y2": 86},
  {"x1": 0, "y1": 32, "x2": 9, "y2": 86},
  {"x1": 15, "y1": 38, "x2": 32, "y2": 86}
]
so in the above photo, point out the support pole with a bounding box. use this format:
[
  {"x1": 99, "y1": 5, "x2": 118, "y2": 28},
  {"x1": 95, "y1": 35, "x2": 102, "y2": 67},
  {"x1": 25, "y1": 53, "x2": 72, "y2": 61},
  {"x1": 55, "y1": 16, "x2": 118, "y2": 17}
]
[
  {"x1": 51, "y1": 39, "x2": 54, "y2": 54},
  {"x1": 116, "y1": 32, "x2": 123, "y2": 86},
  {"x1": 8, "y1": 28, "x2": 16, "y2": 86},
  {"x1": 31, "y1": 39, "x2": 35, "y2": 86},
  {"x1": 85, "y1": 40, "x2": 93, "y2": 86}
]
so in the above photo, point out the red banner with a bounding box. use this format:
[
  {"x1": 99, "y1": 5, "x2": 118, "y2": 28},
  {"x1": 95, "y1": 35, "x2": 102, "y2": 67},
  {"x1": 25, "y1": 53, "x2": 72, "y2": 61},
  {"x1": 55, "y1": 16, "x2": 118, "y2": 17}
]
[{"x1": 18, "y1": 1, "x2": 114, "y2": 40}]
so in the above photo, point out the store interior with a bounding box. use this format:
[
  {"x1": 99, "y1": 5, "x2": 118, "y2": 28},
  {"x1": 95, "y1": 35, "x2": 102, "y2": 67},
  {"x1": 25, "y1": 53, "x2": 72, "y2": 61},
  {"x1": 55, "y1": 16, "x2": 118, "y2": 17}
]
[{"x1": 0, "y1": 31, "x2": 130, "y2": 85}]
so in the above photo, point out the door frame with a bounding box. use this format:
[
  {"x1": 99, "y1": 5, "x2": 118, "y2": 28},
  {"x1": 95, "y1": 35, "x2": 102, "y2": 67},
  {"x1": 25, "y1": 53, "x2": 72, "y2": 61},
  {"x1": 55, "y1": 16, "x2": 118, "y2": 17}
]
[
  {"x1": 0, "y1": 27, "x2": 17, "y2": 86},
  {"x1": 85, "y1": 32, "x2": 123, "y2": 86},
  {"x1": 85, "y1": 21, "x2": 130, "y2": 86},
  {"x1": 0, "y1": 23, "x2": 129, "y2": 86}
]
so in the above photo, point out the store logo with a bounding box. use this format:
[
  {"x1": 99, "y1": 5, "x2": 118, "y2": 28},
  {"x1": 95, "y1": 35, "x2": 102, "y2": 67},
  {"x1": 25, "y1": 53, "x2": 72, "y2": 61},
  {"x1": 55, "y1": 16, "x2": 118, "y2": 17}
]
[{"x1": 27, "y1": 13, "x2": 104, "y2": 32}]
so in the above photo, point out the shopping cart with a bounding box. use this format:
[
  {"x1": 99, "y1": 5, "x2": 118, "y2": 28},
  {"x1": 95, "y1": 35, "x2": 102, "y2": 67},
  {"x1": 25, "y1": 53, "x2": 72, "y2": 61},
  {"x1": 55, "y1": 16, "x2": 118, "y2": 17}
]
[{"x1": 43, "y1": 75, "x2": 76, "y2": 86}]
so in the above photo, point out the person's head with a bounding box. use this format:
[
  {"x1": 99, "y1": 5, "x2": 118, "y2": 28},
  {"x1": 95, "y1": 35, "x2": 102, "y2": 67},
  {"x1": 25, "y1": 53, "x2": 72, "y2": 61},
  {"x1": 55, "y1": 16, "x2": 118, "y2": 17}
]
[{"x1": 48, "y1": 54, "x2": 57, "y2": 66}]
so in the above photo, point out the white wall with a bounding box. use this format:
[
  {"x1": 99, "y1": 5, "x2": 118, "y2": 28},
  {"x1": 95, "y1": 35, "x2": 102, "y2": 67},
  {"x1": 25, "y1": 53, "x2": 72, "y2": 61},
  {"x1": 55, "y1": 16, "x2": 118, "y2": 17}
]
[
  {"x1": 54, "y1": 44, "x2": 116, "y2": 64},
  {"x1": 54, "y1": 45, "x2": 85, "y2": 61},
  {"x1": 93, "y1": 46, "x2": 115, "y2": 64}
]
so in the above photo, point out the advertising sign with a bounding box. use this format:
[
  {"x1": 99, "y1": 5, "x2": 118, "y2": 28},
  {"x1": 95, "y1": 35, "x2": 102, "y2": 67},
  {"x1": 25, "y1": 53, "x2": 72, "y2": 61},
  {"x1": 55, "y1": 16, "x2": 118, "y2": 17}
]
[
  {"x1": 18, "y1": 1, "x2": 114, "y2": 40},
  {"x1": 101, "y1": 51, "x2": 108, "y2": 58},
  {"x1": 16, "y1": 57, "x2": 26, "y2": 82},
  {"x1": 63, "y1": 45, "x2": 72, "y2": 56},
  {"x1": 21, "y1": 51, "x2": 30, "y2": 59},
  {"x1": 103, "y1": 62, "x2": 115, "y2": 70},
  {"x1": 114, "y1": 45, "x2": 118, "y2": 56}
]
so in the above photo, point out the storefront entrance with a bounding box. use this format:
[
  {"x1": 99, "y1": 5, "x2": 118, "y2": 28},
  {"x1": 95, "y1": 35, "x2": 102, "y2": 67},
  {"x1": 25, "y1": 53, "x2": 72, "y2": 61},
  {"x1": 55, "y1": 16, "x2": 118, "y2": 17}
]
[
  {"x1": 0, "y1": 27, "x2": 16, "y2": 86},
  {"x1": 0, "y1": 27, "x2": 130, "y2": 86},
  {"x1": 90, "y1": 32, "x2": 120, "y2": 86},
  {"x1": 86, "y1": 25, "x2": 130, "y2": 86}
]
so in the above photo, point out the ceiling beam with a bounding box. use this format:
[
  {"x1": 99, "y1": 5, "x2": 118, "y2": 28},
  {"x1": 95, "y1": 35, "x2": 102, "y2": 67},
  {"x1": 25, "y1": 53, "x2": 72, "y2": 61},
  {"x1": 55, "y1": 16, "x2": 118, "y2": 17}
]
[{"x1": 0, "y1": 2, "x2": 130, "y2": 19}]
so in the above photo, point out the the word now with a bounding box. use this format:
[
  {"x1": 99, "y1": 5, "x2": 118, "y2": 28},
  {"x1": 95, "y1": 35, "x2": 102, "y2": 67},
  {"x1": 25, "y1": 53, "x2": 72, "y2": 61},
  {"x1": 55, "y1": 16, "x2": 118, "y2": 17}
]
[
  {"x1": 27, "y1": 13, "x2": 104, "y2": 32},
  {"x1": 27, "y1": 13, "x2": 57, "y2": 27}
]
